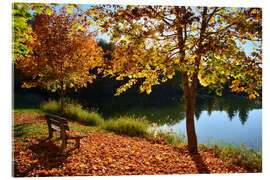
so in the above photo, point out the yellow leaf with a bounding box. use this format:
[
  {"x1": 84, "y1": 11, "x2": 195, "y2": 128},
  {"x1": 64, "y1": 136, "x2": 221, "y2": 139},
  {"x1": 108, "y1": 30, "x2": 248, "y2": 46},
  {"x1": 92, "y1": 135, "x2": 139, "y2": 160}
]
[
  {"x1": 80, "y1": 164, "x2": 86, "y2": 168},
  {"x1": 20, "y1": 151, "x2": 25, "y2": 155},
  {"x1": 108, "y1": 158, "x2": 113, "y2": 163},
  {"x1": 80, "y1": 24, "x2": 84, "y2": 30},
  {"x1": 167, "y1": 74, "x2": 173, "y2": 79},
  {"x1": 249, "y1": 94, "x2": 256, "y2": 99},
  {"x1": 96, "y1": 22, "x2": 103, "y2": 26},
  {"x1": 146, "y1": 88, "x2": 151, "y2": 94}
]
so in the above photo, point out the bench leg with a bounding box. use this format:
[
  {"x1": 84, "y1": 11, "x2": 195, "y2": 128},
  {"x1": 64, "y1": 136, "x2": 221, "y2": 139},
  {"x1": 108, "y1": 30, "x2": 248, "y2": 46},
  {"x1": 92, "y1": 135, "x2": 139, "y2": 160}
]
[
  {"x1": 61, "y1": 137, "x2": 67, "y2": 150},
  {"x1": 47, "y1": 123, "x2": 53, "y2": 139},
  {"x1": 61, "y1": 133, "x2": 67, "y2": 150},
  {"x1": 48, "y1": 130, "x2": 53, "y2": 139},
  {"x1": 75, "y1": 138, "x2": 80, "y2": 149}
]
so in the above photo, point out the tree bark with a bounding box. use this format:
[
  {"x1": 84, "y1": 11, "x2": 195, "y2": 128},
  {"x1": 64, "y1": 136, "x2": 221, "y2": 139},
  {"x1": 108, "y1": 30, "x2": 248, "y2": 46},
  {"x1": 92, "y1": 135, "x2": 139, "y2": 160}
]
[
  {"x1": 59, "y1": 81, "x2": 65, "y2": 115},
  {"x1": 182, "y1": 72, "x2": 198, "y2": 153},
  {"x1": 175, "y1": 6, "x2": 207, "y2": 153},
  {"x1": 60, "y1": 92, "x2": 64, "y2": 115}
]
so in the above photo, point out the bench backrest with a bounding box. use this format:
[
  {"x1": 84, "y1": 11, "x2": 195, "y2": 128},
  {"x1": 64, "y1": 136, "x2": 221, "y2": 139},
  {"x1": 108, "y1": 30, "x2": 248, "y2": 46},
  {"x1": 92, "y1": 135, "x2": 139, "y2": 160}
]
[{"x1": 45, "y1": 113, "x2": 70, "y2": 131}]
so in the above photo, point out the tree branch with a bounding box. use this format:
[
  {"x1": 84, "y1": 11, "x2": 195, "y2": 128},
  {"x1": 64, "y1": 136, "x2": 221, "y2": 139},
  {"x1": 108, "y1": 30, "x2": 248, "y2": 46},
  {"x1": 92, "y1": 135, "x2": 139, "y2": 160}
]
[{"x1": 205, "y1": 7, "x2": 218, "y2": 25}]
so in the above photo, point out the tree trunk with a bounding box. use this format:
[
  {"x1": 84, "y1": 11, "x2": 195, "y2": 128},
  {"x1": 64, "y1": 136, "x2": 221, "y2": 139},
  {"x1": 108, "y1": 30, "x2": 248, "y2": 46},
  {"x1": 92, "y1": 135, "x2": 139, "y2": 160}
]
[
  {"x1": 59, "y1": 81, "x2": 65, "y2": 115},
  {"x1": 185, "y1": 95, "x2": 197, "y2": 153},
  {"x1": 60, "y1": 92, "x2": 64, "y2": 115},
  {"x1": 182, "y1": 72, "x2": 198, "y2": 153},
  {"x1": 175, "y1": 6, "x2": 207, "y2": 153}
]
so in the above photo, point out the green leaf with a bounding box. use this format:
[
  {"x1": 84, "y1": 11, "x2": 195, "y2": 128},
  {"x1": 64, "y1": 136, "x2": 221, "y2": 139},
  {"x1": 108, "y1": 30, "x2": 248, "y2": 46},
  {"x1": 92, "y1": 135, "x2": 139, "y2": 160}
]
[
  {"x1": 72, "y1": 23, "x2": 79, "y2": 30},
  {"x1": 46, "y1": 8, "x2": 53, "y2": 15},
  {"x1": 33, "y1": 4, "x2": 45, "y2": 14}
]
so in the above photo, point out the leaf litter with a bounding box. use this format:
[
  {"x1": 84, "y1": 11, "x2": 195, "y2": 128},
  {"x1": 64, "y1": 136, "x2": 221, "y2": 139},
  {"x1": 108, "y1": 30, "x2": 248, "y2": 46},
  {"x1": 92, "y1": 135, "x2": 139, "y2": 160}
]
[{"x1": 13, "y1": 113, "x2": 249, "y2": 177}]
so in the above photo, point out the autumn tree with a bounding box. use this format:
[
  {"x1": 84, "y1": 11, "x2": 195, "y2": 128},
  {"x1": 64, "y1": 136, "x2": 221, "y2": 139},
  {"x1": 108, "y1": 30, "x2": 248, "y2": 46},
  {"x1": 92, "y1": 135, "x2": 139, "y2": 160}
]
[
  {"x1": 86, "y1": 5, "x2": 262, "y2": 153},
  {"x1": 12, "y1": 3, "x2": 54, "y2": 61},
  {"x1": 17, "y1": 7, "x2": 103, "y2": 113},
  {"x1": 12, "y1": 3, "x2": 54, "y2": 88}
]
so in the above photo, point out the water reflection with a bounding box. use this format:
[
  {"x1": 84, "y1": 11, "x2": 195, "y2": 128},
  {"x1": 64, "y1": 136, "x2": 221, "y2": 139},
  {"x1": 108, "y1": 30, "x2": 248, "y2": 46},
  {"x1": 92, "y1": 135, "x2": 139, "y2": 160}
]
[
  {"x1": 193, "y1": 96, "x2": 261, "y2": 125},
  {"x1": 136, "y1": 96, "x2": 261, "y2": 126},
  {"x1": 80, "y1": 94, "x2": 261, "y2": 149},
  {"x1": 82, "y1": 94, "x2": 261, "y2": 126},
  {"x1": 162, "y1": 96, "x2": 262, "y2": 150}
]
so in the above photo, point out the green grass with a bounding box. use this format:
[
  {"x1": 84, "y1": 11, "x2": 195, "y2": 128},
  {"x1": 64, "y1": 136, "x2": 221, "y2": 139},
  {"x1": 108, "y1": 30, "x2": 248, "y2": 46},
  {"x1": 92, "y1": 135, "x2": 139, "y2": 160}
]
[
  {"x1": 199, "y1": 141, "x2": 262, "y2": 172},
  {"x1": 13, "y1": 123, "x2": 48, "y2": 142},
  {"x1": 103, "y1": 116, "x2": 150, "y2": 138},
  {"x1": 40, "y1": 100, "x2": 104, "y2": 126},
  {"x1": 64, "y1": 103, "x2": 104, "y2": 126},
  {"x1": 32, "y1": 100, "x2": 187, "y2": 145},
  {"x1": 68, "y1": 123, "x2": 101, "y2": 134},
  {"x1": 13, "y1": 108, "x2": 43, "y2": 114},
  {"x1": 40, "y1": 100, "x2": 61, "y2": 114}
]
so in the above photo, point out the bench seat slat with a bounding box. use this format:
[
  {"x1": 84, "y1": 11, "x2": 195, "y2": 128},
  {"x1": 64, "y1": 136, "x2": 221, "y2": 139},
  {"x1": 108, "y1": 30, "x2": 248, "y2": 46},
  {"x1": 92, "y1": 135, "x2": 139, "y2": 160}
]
[
  {"x1": 47, "y1": 118, "x2": 69, "y2": 130},
  {"x1": 51, "y1": 124, "x2": 60, "y2": 131},
  {"x1": 47, "y1": 118, "x2": 68, "y2": 124},
  {"x1": 46, "y1": 113, "x2": 68, "y2": 121}
]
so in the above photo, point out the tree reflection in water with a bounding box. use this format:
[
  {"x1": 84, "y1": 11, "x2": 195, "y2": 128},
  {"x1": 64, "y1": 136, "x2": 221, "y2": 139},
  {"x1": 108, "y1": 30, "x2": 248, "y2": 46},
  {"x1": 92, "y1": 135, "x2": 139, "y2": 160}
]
[
  {"x1": 194, "y1": 96, "x2": 261, "y2": 125},
  {"x1": 79, "y1": 93, "x2": 261, "y2": 126}
]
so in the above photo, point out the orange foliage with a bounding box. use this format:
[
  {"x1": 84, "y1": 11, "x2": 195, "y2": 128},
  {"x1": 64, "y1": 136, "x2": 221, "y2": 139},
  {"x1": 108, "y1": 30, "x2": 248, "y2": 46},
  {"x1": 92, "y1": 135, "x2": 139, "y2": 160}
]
[{"x1": 17, "y1": 8, "x2": 103, "y2": 93}]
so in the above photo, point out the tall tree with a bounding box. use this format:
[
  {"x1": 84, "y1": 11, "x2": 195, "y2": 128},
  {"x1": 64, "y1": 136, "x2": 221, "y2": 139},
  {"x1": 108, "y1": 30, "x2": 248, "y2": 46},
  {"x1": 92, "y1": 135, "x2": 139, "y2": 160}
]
[
  {"x1": 16, "y1": 7, "x2": 104, "y2": 113},
  {"x1": 87, "y1": 5, "x2": 262, "y2": 153},
  {"x1": 12, "y1": 3, "x2": 54, "y2": 61}
]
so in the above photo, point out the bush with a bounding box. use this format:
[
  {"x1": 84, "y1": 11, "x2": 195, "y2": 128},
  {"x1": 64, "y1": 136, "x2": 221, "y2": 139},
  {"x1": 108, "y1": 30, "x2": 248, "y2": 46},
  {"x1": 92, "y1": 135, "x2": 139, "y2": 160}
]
[
  {"x1": 40, "y1": 100, "x2": 61, "y2": 114},
  {"x1": 103, "y1": 116, "x2": 150, "y2": 138},
  {"x1": 40, "y1": 100, "x2": 104, "y2": 126}
]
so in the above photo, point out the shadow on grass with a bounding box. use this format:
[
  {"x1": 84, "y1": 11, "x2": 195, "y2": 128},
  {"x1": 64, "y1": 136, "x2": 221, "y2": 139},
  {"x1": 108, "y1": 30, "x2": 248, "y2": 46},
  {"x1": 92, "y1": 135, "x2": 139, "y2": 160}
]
[{"x1": 14, "y1": 138, "x2": 77, "y2": 177}]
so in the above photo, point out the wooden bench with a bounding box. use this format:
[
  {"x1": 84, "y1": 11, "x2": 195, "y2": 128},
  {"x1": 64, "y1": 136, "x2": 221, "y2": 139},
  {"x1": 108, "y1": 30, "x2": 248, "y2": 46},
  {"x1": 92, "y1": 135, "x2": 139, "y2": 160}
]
[{"x1": 45, "y1": 113, "x2": 87, "y2": 150}]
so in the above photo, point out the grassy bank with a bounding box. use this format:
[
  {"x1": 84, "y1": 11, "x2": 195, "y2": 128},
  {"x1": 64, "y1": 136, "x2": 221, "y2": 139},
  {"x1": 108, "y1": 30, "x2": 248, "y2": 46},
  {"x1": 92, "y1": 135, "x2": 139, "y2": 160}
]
[
  {"x1": 40, "y1": 100, "x2": 104, "y2": 126},
  {"x1": 14, "y1": 100, "x2": 262, "y2": 172},
  {"x1": 199, "y1": 142, "x2": 262, "y2": 172},
  {"x1": 103, "y1": 116, "x2": 150, "y2": 138},
  {"x1": 40, "y1": 100, "x2": 186, "y2": 144}
]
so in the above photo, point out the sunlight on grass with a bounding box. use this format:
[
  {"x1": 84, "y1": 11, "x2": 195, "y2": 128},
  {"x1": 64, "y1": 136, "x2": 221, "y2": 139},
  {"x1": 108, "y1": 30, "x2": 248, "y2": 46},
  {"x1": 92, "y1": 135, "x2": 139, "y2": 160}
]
[
  {"x1": 103, "y1": 116, "x2": 150, "y2": 138},
  {"x1": 40, "y1": 100, "x2": 104, "y2": 126},
  {"x1": 148, "y1": 125, "x2": 186, "y2": 146}
]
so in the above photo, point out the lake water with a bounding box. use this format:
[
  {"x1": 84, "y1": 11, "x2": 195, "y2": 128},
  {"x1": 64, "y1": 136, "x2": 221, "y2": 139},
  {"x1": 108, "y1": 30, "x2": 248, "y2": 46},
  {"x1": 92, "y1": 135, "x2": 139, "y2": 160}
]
[
  {"x1": 85, "y1": 95, "x2": 262, "y2": 151},
  {"x1": 162, "y1": 109, "x2": 262, "y2": 151}
]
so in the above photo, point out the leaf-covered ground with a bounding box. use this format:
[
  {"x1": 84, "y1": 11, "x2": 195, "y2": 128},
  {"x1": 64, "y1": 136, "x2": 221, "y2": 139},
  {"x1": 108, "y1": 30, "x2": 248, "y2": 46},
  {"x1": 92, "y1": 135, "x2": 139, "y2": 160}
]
[{"x1": 13, "y1": 113, "x2": 248, "y2": 177}]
